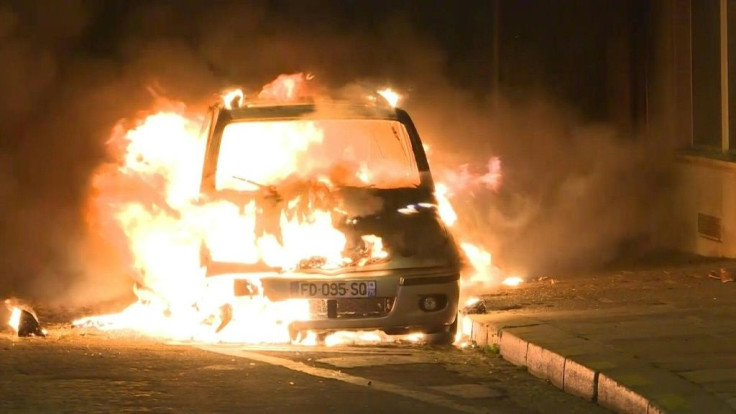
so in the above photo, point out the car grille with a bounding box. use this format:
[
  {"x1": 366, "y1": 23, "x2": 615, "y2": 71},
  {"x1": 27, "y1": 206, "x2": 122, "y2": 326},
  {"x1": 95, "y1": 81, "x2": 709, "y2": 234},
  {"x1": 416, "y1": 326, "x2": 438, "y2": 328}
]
[{"x1": 308, "y1": 297, "x2": 395, "y2": 319}]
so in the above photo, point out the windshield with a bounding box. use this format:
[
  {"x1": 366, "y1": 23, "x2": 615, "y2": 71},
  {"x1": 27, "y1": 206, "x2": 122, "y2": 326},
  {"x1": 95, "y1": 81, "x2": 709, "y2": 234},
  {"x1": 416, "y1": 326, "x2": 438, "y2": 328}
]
[{"x1": 215, "y1": 118, "x2": 420, "y2": 191}]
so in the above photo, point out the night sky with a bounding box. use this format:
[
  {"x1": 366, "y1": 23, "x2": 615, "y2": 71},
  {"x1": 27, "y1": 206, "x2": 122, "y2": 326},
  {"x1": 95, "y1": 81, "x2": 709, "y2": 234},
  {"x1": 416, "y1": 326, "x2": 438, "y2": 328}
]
[{"x1": 18, "y1": 0, "x2": 637, "y2": 112}]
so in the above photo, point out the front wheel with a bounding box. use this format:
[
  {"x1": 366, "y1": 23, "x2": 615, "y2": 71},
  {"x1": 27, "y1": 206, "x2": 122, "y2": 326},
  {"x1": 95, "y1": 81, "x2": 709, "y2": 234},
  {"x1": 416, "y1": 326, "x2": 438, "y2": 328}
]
[{"x1": 424, "y1": 317, "x2": 458, "y2": 346}]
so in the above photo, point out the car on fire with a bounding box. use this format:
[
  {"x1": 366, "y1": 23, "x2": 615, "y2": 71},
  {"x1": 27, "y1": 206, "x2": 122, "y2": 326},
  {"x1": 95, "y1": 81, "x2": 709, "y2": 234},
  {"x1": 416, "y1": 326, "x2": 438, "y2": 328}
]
[{"x1": 197, "y1": 91, "x2": 462, "y2": 344}]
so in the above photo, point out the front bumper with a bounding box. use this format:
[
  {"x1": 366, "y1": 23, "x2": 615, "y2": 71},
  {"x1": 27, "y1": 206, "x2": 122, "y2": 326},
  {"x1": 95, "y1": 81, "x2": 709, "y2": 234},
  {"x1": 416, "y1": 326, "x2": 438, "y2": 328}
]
[{"x1": 254, "y1": 266, "x2": 460, "y2": 335}]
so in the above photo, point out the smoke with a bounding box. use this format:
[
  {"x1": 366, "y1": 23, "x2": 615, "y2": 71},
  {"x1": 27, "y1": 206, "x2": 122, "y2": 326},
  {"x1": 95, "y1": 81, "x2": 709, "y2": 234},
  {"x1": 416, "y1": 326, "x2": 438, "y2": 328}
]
[
  {"x1": 0, "y1": 1, "x2": 444, "y2": 304},
  {"x1": 0, "y1": 1, "x2": 114, "y2": 301},
  {"x1": 409, "y1": 89, "x2": 680, "y2": 276},
  {"x1": 0, "y1": 1, "x2": 679, "y2": 304}
]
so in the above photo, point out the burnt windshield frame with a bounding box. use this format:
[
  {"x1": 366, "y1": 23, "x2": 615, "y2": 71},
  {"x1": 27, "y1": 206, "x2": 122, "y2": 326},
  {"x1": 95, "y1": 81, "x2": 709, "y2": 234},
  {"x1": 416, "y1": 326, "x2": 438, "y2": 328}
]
[{"x1": 200, "y1": 104, "x2": 435, "y2": 194}]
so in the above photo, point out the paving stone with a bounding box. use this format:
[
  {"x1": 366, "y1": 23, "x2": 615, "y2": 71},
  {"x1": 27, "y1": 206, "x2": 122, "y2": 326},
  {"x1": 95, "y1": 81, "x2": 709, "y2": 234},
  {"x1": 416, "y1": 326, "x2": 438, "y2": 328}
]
[
  {"x1": 556, "y1": 318, "x2": 713, "y2": 342},
  {"x1": 598, "y1": 373, "x2": 650, "y2": 413},
  {"x1": 316, "y1": 355, "x2": 433, "y2": 368},
  {"x1": 647, "y1": 402, "x2": 665, "y2": 414},
  {"x1": 680, "y1": 368, "x2": 736, "y2": 384},
  {"x1": 563, "y1": 358, "x2": 596, "y2": 401},
  {"x1": 466, "y1": 313, "x2": 537, "y2": 329},
  {"x1": 525, "y1": 343, "x2": 565, "y2": 389},
  {"x1": 599, "y1": 367, "x2": 734, "y2": 414},
  {"x1": 609, "y1": 336, "x2": 736, "y2": 361},
  {"x1": 649, "y1": 393, "x2": 735, "y2": 414},
  {"x1": 568, "y1": 352, "x2": 639, "y2": 372},
  {"x1": 470, "y1": 320, "x2": 490, "y2": 345},
  {"x1": 428, "y1": 384, "x2": 505, "y2": 399},
  {"x1": 468, "y1": 301, "x2": 736, "y2": 413},
  {"x1": 653, "y1": 353, "x2": 736, "y2": 371},
  {"x1": 499, "y1": 331, "x2": 528, "y2": 367},
  {"x1": 698, "y1": 380, "x2": 736, "y2": 394}
]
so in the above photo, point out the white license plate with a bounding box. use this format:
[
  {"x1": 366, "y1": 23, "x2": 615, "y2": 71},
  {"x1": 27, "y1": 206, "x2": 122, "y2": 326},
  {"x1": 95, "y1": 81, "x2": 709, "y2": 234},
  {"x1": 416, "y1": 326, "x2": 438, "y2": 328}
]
[{"x1": 292, "y1": 281, "x2": 377, "y2": 298}]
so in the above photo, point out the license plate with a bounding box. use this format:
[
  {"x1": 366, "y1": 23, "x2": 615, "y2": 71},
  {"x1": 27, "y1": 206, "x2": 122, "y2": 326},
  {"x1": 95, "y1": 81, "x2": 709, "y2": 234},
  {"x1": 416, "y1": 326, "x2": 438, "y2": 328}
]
[{"x1": 292, "y1": 280, "x2": 377, "y2": 298}]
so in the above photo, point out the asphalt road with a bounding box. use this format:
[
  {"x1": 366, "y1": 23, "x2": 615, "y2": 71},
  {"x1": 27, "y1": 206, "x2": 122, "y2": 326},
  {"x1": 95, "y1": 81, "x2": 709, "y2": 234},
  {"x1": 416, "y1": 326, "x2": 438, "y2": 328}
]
[{"x1": 0, "y1": 326, "x2": 608, "y2": 414}]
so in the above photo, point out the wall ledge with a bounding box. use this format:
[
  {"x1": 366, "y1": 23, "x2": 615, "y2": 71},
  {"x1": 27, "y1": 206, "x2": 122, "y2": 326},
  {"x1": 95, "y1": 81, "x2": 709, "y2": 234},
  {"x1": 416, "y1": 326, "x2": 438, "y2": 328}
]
[{"x1": 677, "y1": 150, "x2": 736, "y2": 171}]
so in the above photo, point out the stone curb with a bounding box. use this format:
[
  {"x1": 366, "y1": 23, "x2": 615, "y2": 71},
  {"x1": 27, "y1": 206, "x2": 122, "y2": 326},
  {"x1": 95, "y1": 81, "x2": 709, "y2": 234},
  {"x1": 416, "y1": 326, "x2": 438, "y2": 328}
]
[
  {"x1": 468, "y1": 317, "x2": 658, "y2": 413},
  {"x1": 466, "y1": 315, "x2": 732, "y2": 414}
]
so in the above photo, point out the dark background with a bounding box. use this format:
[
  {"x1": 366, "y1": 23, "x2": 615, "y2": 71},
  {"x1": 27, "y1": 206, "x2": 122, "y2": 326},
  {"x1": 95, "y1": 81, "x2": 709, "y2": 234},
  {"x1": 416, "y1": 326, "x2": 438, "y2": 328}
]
[{"x1": 0, "y1": 0, "x2": 676, "y2": 303}]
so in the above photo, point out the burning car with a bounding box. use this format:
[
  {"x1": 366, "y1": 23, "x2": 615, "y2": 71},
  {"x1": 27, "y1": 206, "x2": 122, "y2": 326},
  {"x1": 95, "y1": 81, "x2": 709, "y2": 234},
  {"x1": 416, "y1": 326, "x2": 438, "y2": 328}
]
[{"x1": 196, "y1": 91, "x2": 462, "y2": 344}]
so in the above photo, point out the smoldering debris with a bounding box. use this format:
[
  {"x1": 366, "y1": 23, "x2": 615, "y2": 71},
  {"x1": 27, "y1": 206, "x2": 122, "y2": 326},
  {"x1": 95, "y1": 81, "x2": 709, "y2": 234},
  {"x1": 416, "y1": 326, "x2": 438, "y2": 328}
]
[
  {"x1": 4, "y1": 299, "x2": 46, "y2": 337},
  {"x1": 461, "y1": 298, "x2": 487, "y2": 315},
  {"x1": 14, "y1": 309, "x2": 46, "y2": 337},
  {"x1": 707, "y1": 268, "x2": 735, "y2": 284}
]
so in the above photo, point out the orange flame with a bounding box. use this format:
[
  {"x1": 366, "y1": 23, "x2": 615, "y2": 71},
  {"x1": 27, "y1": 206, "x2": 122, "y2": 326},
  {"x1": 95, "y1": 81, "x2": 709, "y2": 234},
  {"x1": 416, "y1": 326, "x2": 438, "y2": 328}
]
[
  {"x1": 501, "y1": 276, "x2": 524, "y2": 287},
  {"x1": 223, "y1": 89, "x2": 244, "y2": 109},
  {"x1": 78, "y1": 77, "x2": 508, "y2": 347},
  {"x1": 8, "y1": 307, "x2": 20, "y2": 332},
  {"x1": 377, "y1": 88, "x2": 400, "y2": 107},
  {"x1": 258, "y1": 73, "x2": 310, "y2": 102},
  {"x1": 78, "y1": 81, "x2": 399, "y2": 343},
  {"x1": 434, "y1": 183, "x2": 457, "y2": 226}
]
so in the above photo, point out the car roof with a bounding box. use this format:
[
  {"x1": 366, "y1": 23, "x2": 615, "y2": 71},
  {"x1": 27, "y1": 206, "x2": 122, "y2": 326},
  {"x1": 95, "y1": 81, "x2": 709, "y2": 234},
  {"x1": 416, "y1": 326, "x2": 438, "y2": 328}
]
[{"x1": 224, "y1": 101, "x2": 400, "y2": 121}]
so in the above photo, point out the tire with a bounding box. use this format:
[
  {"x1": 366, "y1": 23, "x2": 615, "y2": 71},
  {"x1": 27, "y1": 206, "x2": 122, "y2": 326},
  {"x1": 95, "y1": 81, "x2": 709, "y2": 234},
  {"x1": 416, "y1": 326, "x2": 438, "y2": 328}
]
[{"x1": 424, "y1": 317, "x2": 458, "y2": 346}]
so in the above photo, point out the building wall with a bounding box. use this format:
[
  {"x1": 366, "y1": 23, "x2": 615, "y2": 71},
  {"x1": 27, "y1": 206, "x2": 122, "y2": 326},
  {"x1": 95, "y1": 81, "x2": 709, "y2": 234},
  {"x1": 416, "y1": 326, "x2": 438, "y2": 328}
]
[
  {"x1": 677, "y1": 156, "x2": 736, "y2": 256},
  {"x1": 663, "y1": 0, "x2": 736, "y2": 257}
]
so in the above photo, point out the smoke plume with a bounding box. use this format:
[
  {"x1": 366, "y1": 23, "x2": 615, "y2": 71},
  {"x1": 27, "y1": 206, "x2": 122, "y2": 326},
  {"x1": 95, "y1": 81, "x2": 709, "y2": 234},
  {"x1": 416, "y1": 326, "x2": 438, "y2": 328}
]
[{"x1": 0, "y1": 1, "x2": 678, "y2": 304}]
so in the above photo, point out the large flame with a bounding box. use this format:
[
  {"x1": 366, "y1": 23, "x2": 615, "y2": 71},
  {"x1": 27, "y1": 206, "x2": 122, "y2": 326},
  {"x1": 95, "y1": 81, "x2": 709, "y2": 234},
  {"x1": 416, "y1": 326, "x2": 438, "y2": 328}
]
[
  {"x1": 78, "y1": 77, "x2": 506, "y2": 346},
  {"x1": 377, "y1": 88, "x2": 400, "y2": 107},
  {"x1": 77, "y1": 77, "x2": 395, "y2": 343}
]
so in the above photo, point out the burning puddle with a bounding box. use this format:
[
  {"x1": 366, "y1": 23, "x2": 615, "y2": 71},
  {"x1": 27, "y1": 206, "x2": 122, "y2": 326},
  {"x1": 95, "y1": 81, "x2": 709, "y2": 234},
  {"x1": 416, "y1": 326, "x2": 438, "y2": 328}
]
[{"x1": 7, "y1": 74, "x2": 513, "y2": 347}]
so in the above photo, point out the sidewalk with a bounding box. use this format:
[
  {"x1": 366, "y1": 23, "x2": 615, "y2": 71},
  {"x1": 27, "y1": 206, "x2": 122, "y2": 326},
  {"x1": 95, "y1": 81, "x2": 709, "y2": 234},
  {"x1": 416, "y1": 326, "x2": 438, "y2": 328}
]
[{"x1": 465, "y1": 257, "x2": 736, "y2": 413}]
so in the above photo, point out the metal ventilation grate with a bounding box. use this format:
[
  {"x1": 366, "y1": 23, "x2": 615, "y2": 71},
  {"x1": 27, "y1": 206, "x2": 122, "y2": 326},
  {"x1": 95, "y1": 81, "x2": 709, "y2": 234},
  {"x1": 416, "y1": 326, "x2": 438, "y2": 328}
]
[{"x1": 697, "y1": 213, "x2": 722, "y2": 241}]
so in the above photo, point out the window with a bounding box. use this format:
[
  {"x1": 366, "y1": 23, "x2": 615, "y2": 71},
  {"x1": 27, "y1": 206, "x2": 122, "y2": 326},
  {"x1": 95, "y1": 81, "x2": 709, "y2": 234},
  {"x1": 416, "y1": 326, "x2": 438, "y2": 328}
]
[
  {"x1": 215, "y1": 119, "x2": 420, "y2": 191},
  {"x1": 691, "y1": 0, "x2": 722, "y2": 148}
]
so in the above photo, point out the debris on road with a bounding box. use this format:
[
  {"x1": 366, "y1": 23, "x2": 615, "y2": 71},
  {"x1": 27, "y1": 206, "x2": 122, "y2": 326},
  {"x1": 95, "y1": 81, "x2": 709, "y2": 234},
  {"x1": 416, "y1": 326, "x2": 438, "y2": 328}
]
[
  {"x1": 462, "y1": 298, "x2": 487, "y2": 315},
  {"x1": 707, "y1": 269, "x2": 735, "y2": 283},
  {"x1": 4, "y1": 299, "x2": 47, "y2": 337},
  {"x1": 537, "y1": 276, "x2": 557, "y2": 285},
  {"x1": 720, "y1": 268, "x2": 734, "y2": 283}
]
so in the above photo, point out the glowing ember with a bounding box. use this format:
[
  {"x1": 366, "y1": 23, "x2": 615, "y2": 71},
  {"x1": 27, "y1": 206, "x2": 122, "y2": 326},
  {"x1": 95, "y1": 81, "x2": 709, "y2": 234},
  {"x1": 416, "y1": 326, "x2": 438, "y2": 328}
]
[
  {"x1": 502, "y1": 276, "x2": 524, "y2": 287},
  {"x1": 320, "y1": 331, "x2": 424, "y2": 347},
  {"x1": 4, "y1": 300, "x2": 46, "y2": 337},
  {"x1": 325, "y1": 330, "x2": 383, "y2": 347},
  {"x1": 464, "y1": 297, "x2": 481, "y2": 307},
  {"x1": 377, "y1": 88, "x2": 400, "y2": 107}
]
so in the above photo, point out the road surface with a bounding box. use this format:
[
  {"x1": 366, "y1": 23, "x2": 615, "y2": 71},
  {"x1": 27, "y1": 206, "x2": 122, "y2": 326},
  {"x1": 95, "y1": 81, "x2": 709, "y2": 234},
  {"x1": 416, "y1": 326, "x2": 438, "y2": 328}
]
[{"x1": 0, "y1": 325, "x2": 608, "y2": 413}]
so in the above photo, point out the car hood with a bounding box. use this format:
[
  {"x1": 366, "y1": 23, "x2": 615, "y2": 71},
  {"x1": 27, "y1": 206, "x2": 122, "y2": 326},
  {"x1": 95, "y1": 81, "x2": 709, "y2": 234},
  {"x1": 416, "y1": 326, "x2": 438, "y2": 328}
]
[
  {"x1": 330, "y1": 186, "x2": 462, "y2": 271},
  {"x1": 204, "y1": 186, "x2": 462, "y2": 276}
]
